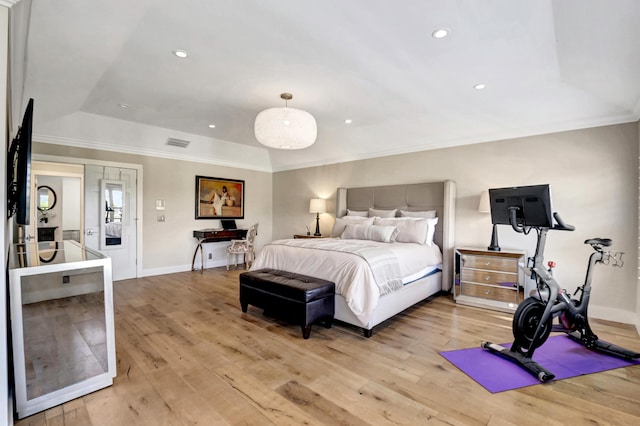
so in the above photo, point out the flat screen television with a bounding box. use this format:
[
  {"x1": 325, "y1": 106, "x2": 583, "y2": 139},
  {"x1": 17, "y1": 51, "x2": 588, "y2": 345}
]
[
  {"x1": 489, "y1": 184, "x2": 553, "y2": 228},
  {"x1": 7, "y1": 98, "x2": 34, "y2": 225}
]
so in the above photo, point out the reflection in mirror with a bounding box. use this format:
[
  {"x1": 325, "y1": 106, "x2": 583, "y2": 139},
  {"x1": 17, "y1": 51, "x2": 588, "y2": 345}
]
[
  {"x1": 21, "y1": 267, "x2": 107, "y2": 401},
  {"x1": 100, "y1": 180, "x2": 125, "y2": 249},
  {"x1": 37, "y1": 185, "x2": 57, "y2": 211}
]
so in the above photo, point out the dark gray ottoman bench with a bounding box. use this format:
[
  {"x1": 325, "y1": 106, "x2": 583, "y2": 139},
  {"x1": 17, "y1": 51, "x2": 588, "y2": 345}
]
[{"x1": 239, "y1": 269, "x2": 335, "y2": 339}]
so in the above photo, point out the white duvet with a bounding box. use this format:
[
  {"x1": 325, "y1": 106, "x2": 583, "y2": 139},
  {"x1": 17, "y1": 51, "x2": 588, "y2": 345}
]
[
  {"x1": 250, "y1": 238, "x2": 442, "y2": 325},
  {"x1": 104, "y1": 222, "x2": 122, "y2": 238}
]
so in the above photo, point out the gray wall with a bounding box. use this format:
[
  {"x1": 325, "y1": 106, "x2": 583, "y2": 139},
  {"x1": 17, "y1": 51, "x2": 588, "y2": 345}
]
[
  {"x1": 35, "y1": 175, "x2": 63, "y2": 240},
  {"x1": 33, "y1": 143, "x2": 273, "y2": 275},
  {"x1": 32, "y1": 121, "x2": 640, "y2": 325},
  {"x1": 273, "y1": 122, "x2": 639, "y2": 324}
]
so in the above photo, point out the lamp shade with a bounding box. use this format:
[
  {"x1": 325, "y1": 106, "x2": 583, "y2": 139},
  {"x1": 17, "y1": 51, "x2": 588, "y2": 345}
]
[
  {"x1": 254, "y1": 107, "x2": 317, "y2": 149},
  {"x1": 309, "y1": 198, "x2": 326, "y2": 214},
  {"x1": 478, "y1": 190, "x2": 491, "y2": 213}
]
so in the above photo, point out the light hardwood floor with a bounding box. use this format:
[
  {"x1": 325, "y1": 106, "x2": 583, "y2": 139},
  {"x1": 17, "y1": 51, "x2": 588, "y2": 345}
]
[{"x1": 15, "y1": 267, "x2": 640, "y2": 425}]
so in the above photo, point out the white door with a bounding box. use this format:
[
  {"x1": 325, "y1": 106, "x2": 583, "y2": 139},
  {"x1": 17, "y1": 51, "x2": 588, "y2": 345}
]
[
  {"x1": 85, "y1": 165, "x2": 138, "y2": 281},
  {"x1": 28, "y1": 162, "x2": 85, "y2": 244}
]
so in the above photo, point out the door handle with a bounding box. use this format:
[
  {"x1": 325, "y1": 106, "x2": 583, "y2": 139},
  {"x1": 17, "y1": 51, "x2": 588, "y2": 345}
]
[{"x1": 86, "y1": 229, "x2": 94, "y2": 236}]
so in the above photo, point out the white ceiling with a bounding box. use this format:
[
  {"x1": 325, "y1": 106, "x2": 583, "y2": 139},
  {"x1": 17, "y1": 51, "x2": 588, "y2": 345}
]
[{"x1": 14, "y1": 0, "x2": 640, "y2": 171}]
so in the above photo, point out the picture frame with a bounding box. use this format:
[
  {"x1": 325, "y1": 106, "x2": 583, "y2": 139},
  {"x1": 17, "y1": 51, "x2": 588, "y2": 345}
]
[{"x1": 195, "y1": 175, "x2": 244, "y2": 219}]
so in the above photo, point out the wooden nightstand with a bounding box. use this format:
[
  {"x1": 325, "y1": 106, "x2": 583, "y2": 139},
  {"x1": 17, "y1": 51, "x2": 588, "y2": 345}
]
[
  {"x1": 293, "y1": 234, "x2": 326, "y2": 239},
  {"x1": 453, "y1": 247, "x2": 526, "y2": 312}
]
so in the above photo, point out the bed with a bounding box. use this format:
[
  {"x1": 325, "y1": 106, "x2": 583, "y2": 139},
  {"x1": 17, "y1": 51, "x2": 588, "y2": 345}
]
[
  {"x1": 251, "y1": 181, "x2": 456, "y2": 336},
  {"x1": 104, "y1": 222, "x2": 122, "y2": 245}
]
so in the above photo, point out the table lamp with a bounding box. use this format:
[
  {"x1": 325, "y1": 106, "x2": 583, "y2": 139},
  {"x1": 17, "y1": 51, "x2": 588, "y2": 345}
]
[{"x1": 309, "y1": 198, "x2": 326, "y2": 236}]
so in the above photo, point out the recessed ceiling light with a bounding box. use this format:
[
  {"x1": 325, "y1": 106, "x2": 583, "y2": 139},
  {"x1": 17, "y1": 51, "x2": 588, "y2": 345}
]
[
  {"x1": 173, "y1": 49, "x2": 189, "y2": 58},
  {"x1": 344, "y1": 119, "x2": 353, "y2": 124},
  {"x1": 474, "y1": 83, "x2": 486, "y2": 90},
  {"x1": 208, "y1": 124, "x2": 216, "y2": 129},
  {"x1": 432, "y1": 29, "x2": 449, "y2": 39},
  {"x1": 119, "y1": 103, "x2": 129, "y2": 108}
]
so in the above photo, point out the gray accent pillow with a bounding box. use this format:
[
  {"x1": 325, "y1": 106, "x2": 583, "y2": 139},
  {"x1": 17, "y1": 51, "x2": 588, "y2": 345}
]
[
  {"x1": 347, "y1": 209, "x2": 368, "y2": 217},
  {"x1": 400, "y1": 209, "x2": 437, "y2": 218},
  {"x1": 368, "y1": 208, "x2": 397, "y2": 218},
  {"x1": 341, "y1": 224, "x2": 399, "y2": 243},
  {"x1": 331, "y1": 216, "x2": 375, "y2": 237},
  {"x1": 373, "y1": 217, "x2": 438, "y2": 245}
]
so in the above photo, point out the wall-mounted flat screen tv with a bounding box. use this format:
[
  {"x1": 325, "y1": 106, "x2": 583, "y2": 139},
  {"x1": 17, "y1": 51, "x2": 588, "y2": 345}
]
[{"x1": 7, "y1": 98, "x2": 34, "y2": 225}]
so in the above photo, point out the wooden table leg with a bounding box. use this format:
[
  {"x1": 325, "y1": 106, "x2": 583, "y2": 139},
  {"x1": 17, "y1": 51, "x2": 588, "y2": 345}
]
[{"x1": 191, "y1": 239, "x2": 205, "y2": 273}]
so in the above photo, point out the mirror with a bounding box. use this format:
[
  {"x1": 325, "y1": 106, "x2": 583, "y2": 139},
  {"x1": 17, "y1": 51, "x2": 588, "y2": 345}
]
[
  {"x1": 21, "y1": 268, "x2": 108, "y2": 401},
  {"x1": 100, "y1": 180, "x2": 125, "y2": 249},
  {"x1": 37, "y1": 185, "x2": 57, "y2": 211}
]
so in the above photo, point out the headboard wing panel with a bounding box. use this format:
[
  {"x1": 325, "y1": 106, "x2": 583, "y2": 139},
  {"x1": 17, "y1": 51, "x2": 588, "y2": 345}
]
[{"x1": 336, "y1": 181, "x2": 456, "y2": 291}]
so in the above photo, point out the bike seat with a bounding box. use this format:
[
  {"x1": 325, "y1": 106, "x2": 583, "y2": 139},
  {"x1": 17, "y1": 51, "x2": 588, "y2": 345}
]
[{"x1": 584, "y1": 238, "x2": 612, "y2": 247}]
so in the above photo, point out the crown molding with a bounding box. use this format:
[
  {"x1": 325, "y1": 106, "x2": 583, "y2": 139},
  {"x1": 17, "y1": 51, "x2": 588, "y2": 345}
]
[
  {"x1": 34, "y1": 111, "x2": 640, "y2": 174},
  {"x1": 0, "y1": 0, "x2": 20, "y2": 8},
  {"x1": 270, "y1": 113, "x2": 640, "y2": 172},
  {"x1": 34, "y1": 133, "x2": 274, "y2": 173}
]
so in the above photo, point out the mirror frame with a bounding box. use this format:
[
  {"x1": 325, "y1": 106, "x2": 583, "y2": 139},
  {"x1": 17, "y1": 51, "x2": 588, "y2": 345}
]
[
  {"x1": 100, "y1": 179, "x2": 126, "y2": 250},
  {"x1": 36, "y1": 185, "x2": 57, "y2": 211}
]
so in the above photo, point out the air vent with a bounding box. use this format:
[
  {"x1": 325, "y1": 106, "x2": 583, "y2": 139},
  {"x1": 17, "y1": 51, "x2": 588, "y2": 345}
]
[{"x1": 166, "y1": 138, "x2": 190, "y2": 148}]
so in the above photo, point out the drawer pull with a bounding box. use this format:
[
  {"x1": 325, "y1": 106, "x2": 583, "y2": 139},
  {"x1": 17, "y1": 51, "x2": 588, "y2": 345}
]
[
  {"x1": 485, "y1": 290, "x2": 491, "y2": 295},
  {"x1": 485, "y1": 261, "x2": 491, "y2": 266},
  {"x1": 485, "y1": 275, "x2": 491, "y2": 281}
]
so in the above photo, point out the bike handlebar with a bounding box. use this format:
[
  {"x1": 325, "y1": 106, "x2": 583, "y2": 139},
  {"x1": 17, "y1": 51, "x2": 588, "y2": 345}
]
[
  {"x1": 507, "y1": 209, "x2": 575, "y2": 233},
  {"x1": 508, "y1": 207, "x2": 525, "y2": 233},
  {"x1": 552, "y1": 212, "x2": 575, "y2": 231}
]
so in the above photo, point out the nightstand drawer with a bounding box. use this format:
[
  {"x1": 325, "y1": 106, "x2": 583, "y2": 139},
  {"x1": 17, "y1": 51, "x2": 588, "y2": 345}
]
[
  {"x1": 460, "y1": 282, "x2": 518, "y2": 303},
  {"x1": 461, "y1": 269, "x2": 517, "y2": 287},
  {"x1": 461, "y1": 255, "x2": 518, "y2": 273}
]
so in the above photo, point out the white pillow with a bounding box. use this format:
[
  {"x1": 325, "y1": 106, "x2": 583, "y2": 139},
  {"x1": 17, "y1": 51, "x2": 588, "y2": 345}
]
[
  {"x1": 368, "y1": 208, "x2": 397, "y2": 218},
  {"x1": 373, "y1": 217, "x2": 438, "y2": 245},
  {"x1": 424, "y1": 217, "x2": 438, "y2": 246},
  {"x1": 400, "y1": 209, "x2": 437, "y2": 218},
  {"x1": 331, "y1": 216, "x2": 374, "y2": 237},
  {"x1": 347, "y1": 209, "x2": 368, "y2": 217},
  {"x1": 341, "y1": 224, "x2": 398, "y2": 243}
]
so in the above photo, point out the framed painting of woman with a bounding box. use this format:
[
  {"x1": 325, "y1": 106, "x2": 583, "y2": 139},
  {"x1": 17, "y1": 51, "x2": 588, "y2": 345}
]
[{"x1": 195, "y1": 175, "x2": 244, "y2": 219}]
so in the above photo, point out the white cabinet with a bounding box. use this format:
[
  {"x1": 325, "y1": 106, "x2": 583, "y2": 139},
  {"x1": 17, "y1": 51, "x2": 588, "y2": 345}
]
[{"x1": 9, "y1": 241, "x2": 116, "y2": 418}]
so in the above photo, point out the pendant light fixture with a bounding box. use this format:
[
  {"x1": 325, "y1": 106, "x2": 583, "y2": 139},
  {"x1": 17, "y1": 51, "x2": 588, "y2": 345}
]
[{"x1": 254, "y1": 93, "x2": 317, "y2": 149}]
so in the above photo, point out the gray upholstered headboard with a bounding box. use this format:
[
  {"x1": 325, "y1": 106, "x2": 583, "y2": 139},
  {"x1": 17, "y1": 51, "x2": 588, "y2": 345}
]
[{"x1": 335, "y1": 181, "x2": 456, "y2": 291}]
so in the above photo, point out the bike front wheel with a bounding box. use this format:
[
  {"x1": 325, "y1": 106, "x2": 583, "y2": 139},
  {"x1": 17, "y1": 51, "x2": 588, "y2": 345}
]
[{"x1": 512, "y1": 298, "x2": 552, "y2": 353}]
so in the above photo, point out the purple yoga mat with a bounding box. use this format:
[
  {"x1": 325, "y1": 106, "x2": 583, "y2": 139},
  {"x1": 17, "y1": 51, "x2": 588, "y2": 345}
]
[{"x1": 440, "y1": 335, "x2": 640, "y2": 393}]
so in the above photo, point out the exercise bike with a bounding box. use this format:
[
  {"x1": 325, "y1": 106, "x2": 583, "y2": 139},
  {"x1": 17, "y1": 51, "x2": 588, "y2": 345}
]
[{"x1": 481, "y1": 185, "x2": 640, "y2": 382}]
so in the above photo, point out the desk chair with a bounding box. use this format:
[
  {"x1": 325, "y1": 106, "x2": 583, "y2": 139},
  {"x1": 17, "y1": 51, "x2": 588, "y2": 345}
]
[{"x1": 226, "y1": 223, "x2": 258, "y2": 270}]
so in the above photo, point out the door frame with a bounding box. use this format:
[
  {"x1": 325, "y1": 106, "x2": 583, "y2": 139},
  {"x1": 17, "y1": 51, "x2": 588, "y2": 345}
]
[
  {"x1": 32, "y1": 154, "x2": 144, "y2": 278},
  {"x1": 30, "y1": 161, "x2": 85, "y2": 244}
]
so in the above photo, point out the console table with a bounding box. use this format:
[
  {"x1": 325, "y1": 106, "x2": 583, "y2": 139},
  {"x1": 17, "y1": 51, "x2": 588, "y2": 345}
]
[
  {"x1": 191, "y1": 228, "x2": 247, "y2": 272},
  {"x1": 9, "y1": 241, "x2": 116, "y2": 418}
]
